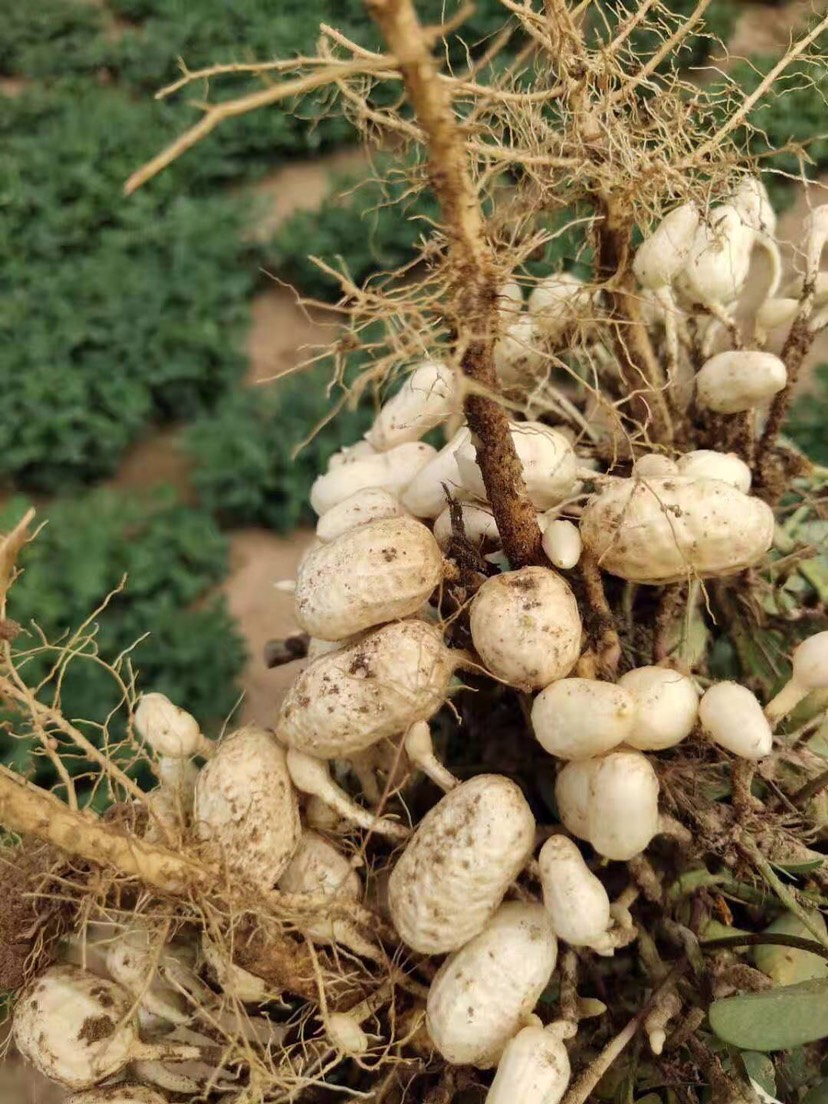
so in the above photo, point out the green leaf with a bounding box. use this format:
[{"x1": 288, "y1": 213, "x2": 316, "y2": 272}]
[
  {"x1": 709, "y1": 979, "x2": 828, "y2": 1052},
  {"x1": 741, "y1": 1052, "x2": 776, "y2": 1098}
]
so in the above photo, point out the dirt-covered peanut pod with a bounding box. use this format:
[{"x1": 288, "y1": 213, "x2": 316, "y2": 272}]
[
  {"x1": 470, "y1": 567, "x2": 581, "y2": 690},
  {"x1": 554, "y1": 759, "x2": 597, "y2": 841},
  {"x1": 585, "y1": 751, "x2": 661, "y2": 860},
  {"x1": 528, "y1": 272, "x2": 592, "y2": 339},
  {"x1": 699, "y1": 682, "x2": 773, "y2": 759},
  {"x1": 388, "y1": 774, "x2": 535, "y2": 953},
  {"x1": 580, "y1": 476, "x2": 775, "y2": 583},
  {"x1": 765, "y1": 631, "x2": 828, "y2": 724},
  {"x1": 315, "y1": 488, "x2": 407, "y2": 542},
  {"x1": 494, "y1": 316, "x2": 545, "y2": 385},
  {"x1": 433, "y1": 502, "x2": 499, "y2": 548},
  {"x1": 457, "y1": 422, "x2": 578, "y2": 510},
  {"x1": 134, "y1": 693, "x2": 212, "y2": 759},
  {"x1": 365, "y1": 360, "x2": 458, "y2": 450},
  {"x1": 277, "y1": 619, "x2": 455, "y2": 757},
  {"x1": 277, "y1": 830, "x2": 362, "y2": 943},
  {"x1": 676, "y1": 449, "x2": 752, "y2": 492},
  {"x1": 294, "y1": 516, "x2": 443, "y2": 640},
  {"x1": 541, "y1": 518, "x2": 582, "y2": 570},
  {"x1": 401, "y1": 426, "x2": 471, "y2": 517},
  {"x1": 67, "y1": 1088, "x2": 170, "y2": 1104},
  {"x1": 538, "y1": 836, "x2": 613, "y2": 952},
  {"x1": 193, "y1": 724, "x2": 300, "y2": 890},
  {"x1": 531, "y1": 678, "x2": 634, "y2": 759},
  {"x1": 310, "y1": 441, "x2": 436, "y2": 515},
  {"x1": 695, "y1": 350, "x2": 787, "y2": 414},
  {"x1": 618, "y1": 666, "x2": 699, "y2": 751},
  {"x1": 426, "y1": 902, "x2": 558, "y2": 1067},
  {"x1": 12, "y1": 965, "x2": 201, "y2": 1090},
  {"x1": 486, "y1": 1020, "x2": 572, "y2": 1104}
]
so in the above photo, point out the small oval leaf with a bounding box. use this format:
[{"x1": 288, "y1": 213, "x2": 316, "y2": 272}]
[{"x1": 709, "y1": 979, "x2": 828, "y2": 1052}]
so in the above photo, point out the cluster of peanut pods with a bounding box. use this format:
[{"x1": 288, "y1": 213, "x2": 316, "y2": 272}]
[{"x1": 11, "y1": 185, "x2": 828, "y2": 1104}]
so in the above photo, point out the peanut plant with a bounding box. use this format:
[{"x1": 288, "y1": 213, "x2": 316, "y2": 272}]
[{"x1": 2, "y1": 2, "x2": 828, "y2": 1102}]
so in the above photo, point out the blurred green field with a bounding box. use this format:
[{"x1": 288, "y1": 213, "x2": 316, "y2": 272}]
[{"x1": 1, "y1": 0, "x2": 826, "y2": 785}]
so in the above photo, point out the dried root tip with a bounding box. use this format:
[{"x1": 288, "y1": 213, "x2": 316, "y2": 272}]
[
  {"x1": 644, "y1": 987, "x2": 682, "y2": 1056},
  {"x1": 404, "y1": 721, "x2": 459, "y2": 792},
  {"x1": 286, "y1": 748, "x2": 411, "y2": 841}
]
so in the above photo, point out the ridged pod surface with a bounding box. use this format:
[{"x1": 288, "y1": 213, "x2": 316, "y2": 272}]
[
  {"x1": 365, "y1": 360, "x2": 458, "y2": 450},
  {"x1": 277, "y1": 831, "x2": 361, "y2": 944},
  {"x1": 316, "y1": 488, "x2": 406, "y2": 543},
  {"x1": 426, "y1": 902, "x2": 558, "y2": 1068},
  {"x1": 295, "y1": 516, "x2": 443, "y2": 641},
  {"x1": 388, "y1": 775, "x2": 536, "y2": 953},
  {"x1": 194, "y1": 725, "x2": 300, "y2": 890},
  {"x1": 580, "y1": 476, "x2": 774, "y2": 583},
  {"x1": 13, "y1": 966, "x2": 140, "y2": 1089},
  {"x1": 277, "y1": 620, "x2": 455, "y2": 757},
  {"x1": 470, "y1": 567, "x2": 581, "y2": 690},
  {"x1": 485, "y1": 1024, "x2": 571, "y2": 1104}
]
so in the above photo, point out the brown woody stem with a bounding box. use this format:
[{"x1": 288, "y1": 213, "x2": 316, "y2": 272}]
[{"x1": 365, "y1": 0, "x2": 543, "y2": 566}]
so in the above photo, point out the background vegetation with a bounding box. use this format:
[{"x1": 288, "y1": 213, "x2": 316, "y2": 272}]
[{"x1": 1, "y1": 0, "x2": 825, "y2": 760}]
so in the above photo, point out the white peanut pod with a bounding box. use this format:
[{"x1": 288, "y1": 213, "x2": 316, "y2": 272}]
[
  {"x1": 366, "y1": 360, "x2": 459, "y2": 451},
  {"x1": 12, "y1": 965, "x2": 199, "y2": 1090},
  {"x1": 695, "y1": 351, "x2": 787, "y2": 414},
  {"x1": 676, "y1": 205, "x2": 756, "y2": 308},
  {"x1": 67, "y1": 1088, "x2": 169, "y2": 1104},
  {"x1": 315, "y1": 488, "x2": 406, "y2": 542},
  {"x1": 433, "y1": 502, "x2": 500, "y2": 548},
  {"x1": 326, "y1": 1012, "x2": 370, "y2": 1056},
  {"x1": 633, "y1": 203, "x2": 700, "y2": 290},
  {"x1": 494, "y1": 315, "x2": 545, "y2": 386},
  {"x1": 580, "y1": 476, "x2": 775, "y2": 583},
  {"x1": 457, "y1": 422, "x2": 578, "y2": 511},
  {"x1": 699, "y1": 682, "x2": 773, "y2": 759},
  {"x1": 134, "y1": 693, "x2": 208, "y2": 759},
  {"x1": 470, "y1": 567, "x2": 582, "y2": 691},
  {"x1": 554, "y1": 759, "x2": 597, "y2": 840},
  {"x1": 538, "y1": 836, "x2": 612, "y2": 949},
  {"x1": 310, "y1": 441, "x2": 436, "y2": 515},
  {"x1": 486, "y1": 1023, "x2": 571, "y2": 1104},
  {"x1": 587, "y1": 750, "x2": 660, "y2": 860},
  {"x1": 388, "y1": 774, "x2": 536, "y2": 953},
  {"x1": 619, "y1": 666, "x2": 699, "y2": 751},
  {"x1": 294, "y1": 516, "x2": 443, "y2": 641},
  {"x1": 528, "y1": 272, "x2": 592, "y2": 338},
  {"x1": 277, "y1": 831, "x2": 361, "y2": 944},
  {"x1": 401, "y1": 427, "x2": 471, "y2": 518},
  {"x1": 676, "y1": 449, "x2": 751, "y2": 493},
  {"x1": 194, "y1": 725, "x2": 300, "y2": 890},
  {"x1": 532, "y1": 678, "x2": 634, "y2": 760},
  {"x1": 277, "y1": 620, "x2": 456, "y2": 757},
  {"x1": 542, "y1": 519, "x2": 582, "y2": 570},
  {"x1": 426, "y1": 902, "x2": 558, "y2": 1068},
  {"x1": 633, "y1": 453, "x2": 679, "y2": 478}
]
